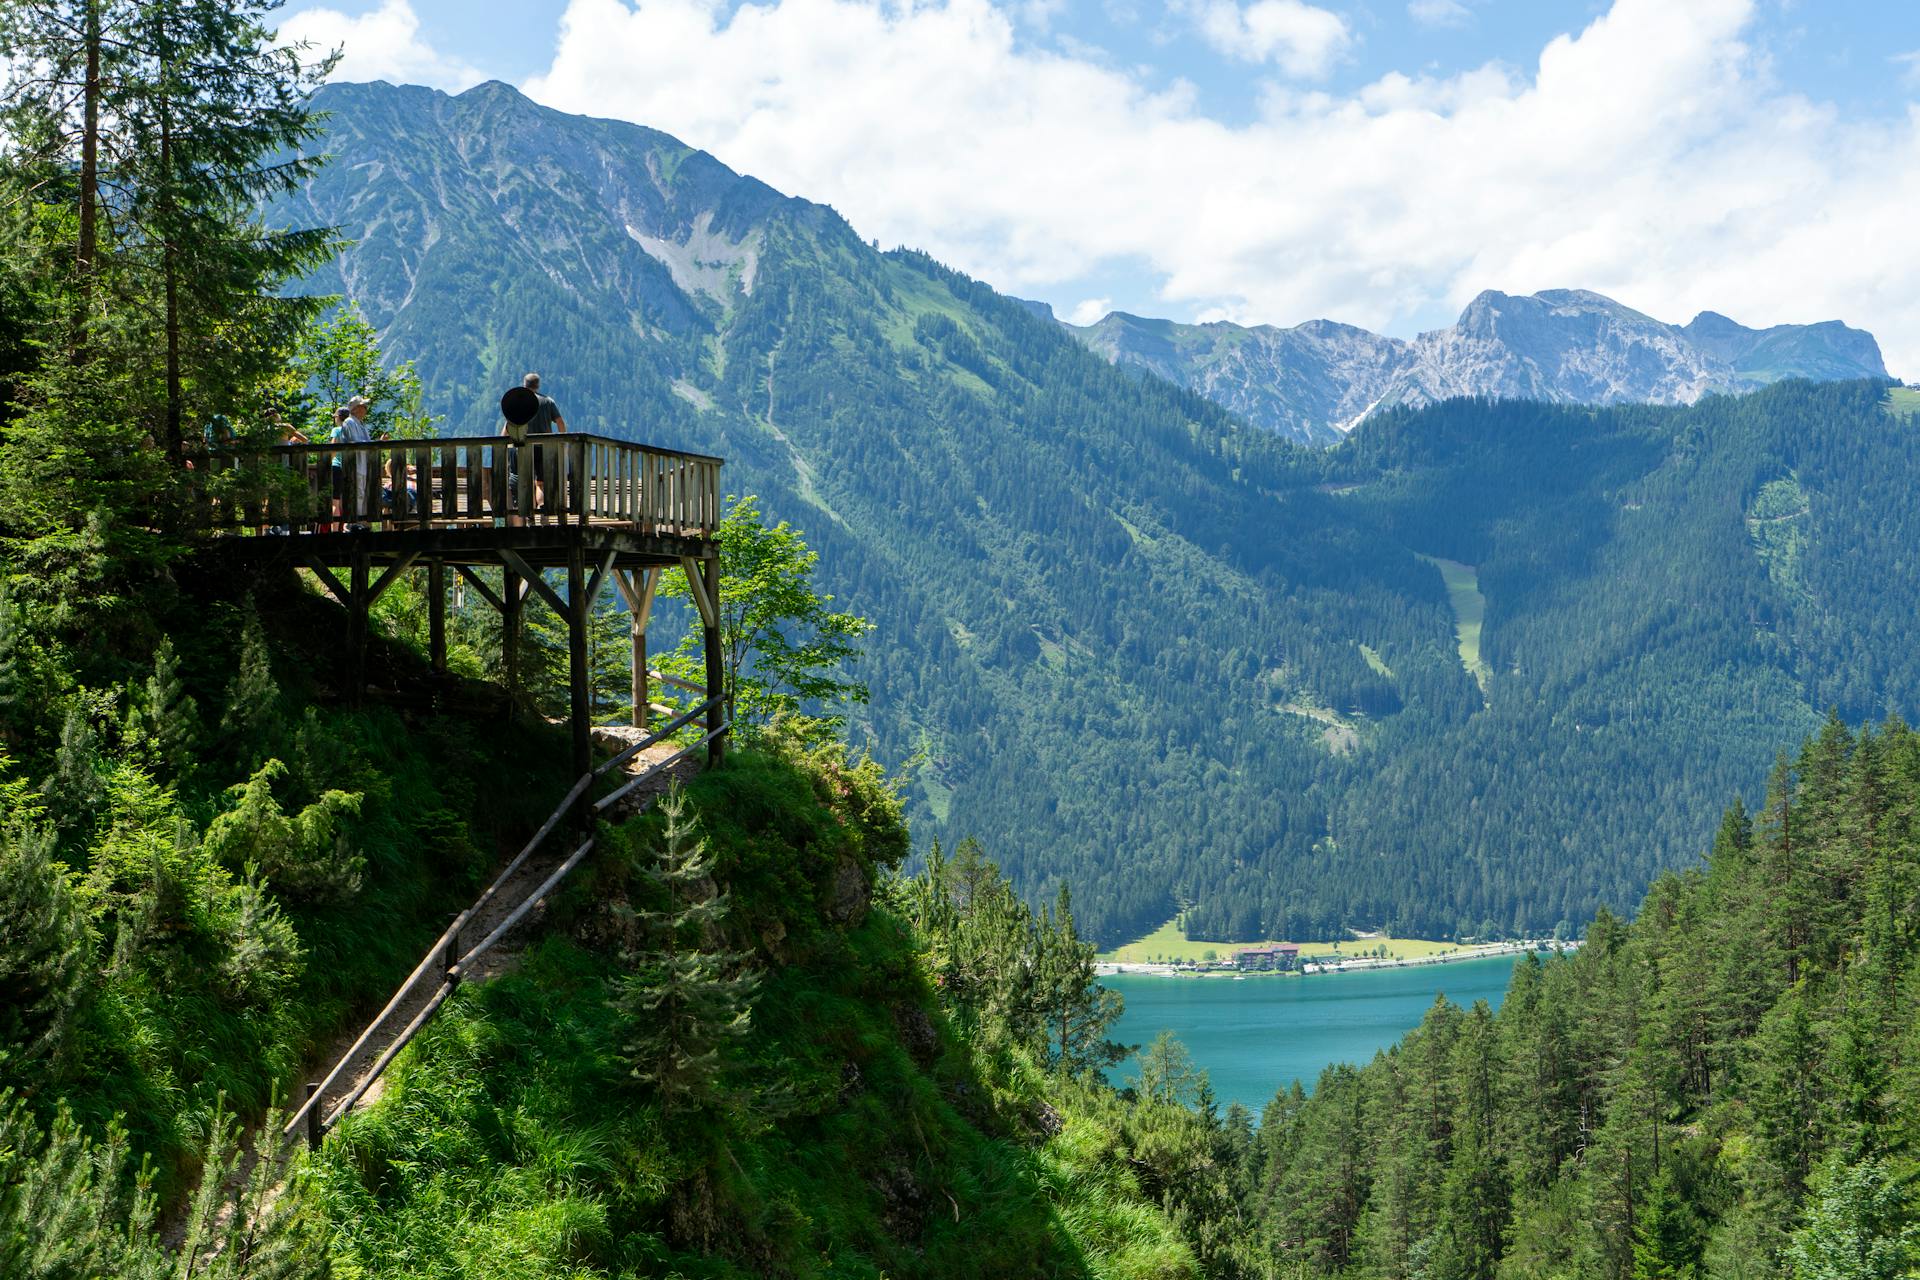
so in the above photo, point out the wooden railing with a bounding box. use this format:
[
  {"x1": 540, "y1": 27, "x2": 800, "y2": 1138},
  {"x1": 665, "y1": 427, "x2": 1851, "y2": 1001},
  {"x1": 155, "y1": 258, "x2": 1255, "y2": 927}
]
[{"x1": 200, "y1": 433, "x2": 722, "y2": 538}]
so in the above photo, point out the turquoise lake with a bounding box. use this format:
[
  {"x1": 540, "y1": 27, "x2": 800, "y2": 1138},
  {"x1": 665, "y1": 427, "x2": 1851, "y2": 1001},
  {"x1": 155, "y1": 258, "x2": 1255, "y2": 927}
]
[{"x1": 1104, "y1": 954, "x2": 1521, "y2": 1112}]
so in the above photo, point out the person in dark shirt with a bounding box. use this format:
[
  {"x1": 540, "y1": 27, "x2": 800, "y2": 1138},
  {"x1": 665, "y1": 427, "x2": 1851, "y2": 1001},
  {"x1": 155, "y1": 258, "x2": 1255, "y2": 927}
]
[{"x1": 521, "y1": 372, "x2": 567, "y2": 511}]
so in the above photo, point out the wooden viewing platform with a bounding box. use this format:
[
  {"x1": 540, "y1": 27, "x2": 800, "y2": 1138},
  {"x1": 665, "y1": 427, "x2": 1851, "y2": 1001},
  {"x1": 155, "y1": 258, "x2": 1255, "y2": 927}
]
[{"x1": 203, "y1": 433, "x2": 727, "y2": 777}]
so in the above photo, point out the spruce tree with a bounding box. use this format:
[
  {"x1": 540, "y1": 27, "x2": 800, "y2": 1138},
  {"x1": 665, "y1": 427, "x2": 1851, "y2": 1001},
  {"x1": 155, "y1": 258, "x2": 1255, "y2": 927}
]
[
  {"x1": 0, "y1": 585, "x2": 32, "y2": 741},
  {"x1": 1631, "y1": 1167, "x2": 1703, "y2": 1280},
  {"x1": 39, "y1": 706, "x2": 106, "y2": 843},
  {"x1": 130, "y1": 635, "x2": 199, "y2": 781},
  {"x1": 0, "y1": 822, "x2": 89, "y2": 1082},
  {"x1": 1751, "y1": 984, "x2": 1824, "y2": 1200},
  {"x1": 611, "y1": 786, "x2": 759, "y2": 1116},
  {"x1": 221, "y1": 603, "x2": 279, "y2": 761}
]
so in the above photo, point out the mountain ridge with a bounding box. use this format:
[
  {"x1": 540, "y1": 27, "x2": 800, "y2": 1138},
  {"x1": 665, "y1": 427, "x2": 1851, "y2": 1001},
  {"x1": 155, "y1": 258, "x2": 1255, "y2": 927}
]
[{"x1": 1070, "y1": 286, "x2": 1887, "y2": 444}]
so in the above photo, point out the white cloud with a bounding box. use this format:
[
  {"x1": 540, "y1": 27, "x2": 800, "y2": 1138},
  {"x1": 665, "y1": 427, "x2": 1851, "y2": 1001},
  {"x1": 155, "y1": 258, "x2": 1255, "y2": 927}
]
[
  {"x1": 281, "y1": 0, "x2": 485, "y2": 92},
  {"x1": 522, "y1": 0, "x2": 1920, "y2": 376},
  {"x1": 1184, "y1": 0, "x2": 1352, "y2": 76},
  {"x1": 1896, "y1": 48, "x2": 1920, "y2": 88},
  {"x1": 1068, "y1": 297, "x2": 1114, "y2": 325},
  {"x1": 1408, "y1": 0, "x2": 1471, "y2": 29}
]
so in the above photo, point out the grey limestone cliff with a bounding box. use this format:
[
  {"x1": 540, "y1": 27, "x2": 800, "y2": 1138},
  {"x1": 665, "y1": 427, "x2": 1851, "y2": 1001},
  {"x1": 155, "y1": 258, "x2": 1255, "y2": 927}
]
[{"x1": 1069, "y1": 288, "x2": 1887, "y2": 444}]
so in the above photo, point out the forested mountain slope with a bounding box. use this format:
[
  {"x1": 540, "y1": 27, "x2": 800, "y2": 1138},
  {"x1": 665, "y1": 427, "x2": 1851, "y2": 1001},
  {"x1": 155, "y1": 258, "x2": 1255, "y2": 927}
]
[
  {"x1": 279, "y1": 80, "x2": 1463, "y2": 942},
  {"x1": 284, "y1": 81, "x2": 1920, "y2": 947}
]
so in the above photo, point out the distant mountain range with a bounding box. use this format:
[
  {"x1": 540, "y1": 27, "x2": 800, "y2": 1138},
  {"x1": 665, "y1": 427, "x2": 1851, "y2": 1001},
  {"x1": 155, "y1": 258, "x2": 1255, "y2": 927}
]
[
  {"x1": 274, "y1": 80, "x2": 1920, "y2": 948},
  {"x1": 1065, "y1": 290, "x2": 1888, "y2": 445}
]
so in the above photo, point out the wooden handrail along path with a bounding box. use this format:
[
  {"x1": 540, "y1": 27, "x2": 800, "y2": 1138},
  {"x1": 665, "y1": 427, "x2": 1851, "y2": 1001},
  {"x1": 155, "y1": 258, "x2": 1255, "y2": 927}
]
[
  {"x1": 283, "y1": 692, "x2": 727, "y2": 1147},
  {"x1": 203, "y1": 432, "x2": 731, "y2": 782}
]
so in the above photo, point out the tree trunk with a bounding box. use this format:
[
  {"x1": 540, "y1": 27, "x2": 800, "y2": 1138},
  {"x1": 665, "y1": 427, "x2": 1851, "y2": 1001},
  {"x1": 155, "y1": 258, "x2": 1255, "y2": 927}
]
[
  {"x1": 161, "y1": 124, "x2": 183, "y2": 467},
  {"x1": 73, "y1": 0, "x2": 100, "y2": 356}
]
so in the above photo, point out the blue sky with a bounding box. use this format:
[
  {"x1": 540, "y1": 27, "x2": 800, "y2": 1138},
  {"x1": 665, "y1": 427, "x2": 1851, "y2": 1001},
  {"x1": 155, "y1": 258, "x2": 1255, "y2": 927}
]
[{"x1": 279, "y1": 0, "x2": 1920, "y2": 370}]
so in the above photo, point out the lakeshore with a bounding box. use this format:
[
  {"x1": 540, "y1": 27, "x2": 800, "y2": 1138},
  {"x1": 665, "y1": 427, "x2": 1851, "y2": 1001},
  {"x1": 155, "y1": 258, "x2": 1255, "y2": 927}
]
[{"x1": 1095, "y1": 938, "x2": 1570, "y2": 979}]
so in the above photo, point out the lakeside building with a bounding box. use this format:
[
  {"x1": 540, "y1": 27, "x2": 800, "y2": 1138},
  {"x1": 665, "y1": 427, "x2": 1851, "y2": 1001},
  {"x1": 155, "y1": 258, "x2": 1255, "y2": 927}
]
[{"x1": 1233, "y1": 945, "x2": 1301, "y2": 972}]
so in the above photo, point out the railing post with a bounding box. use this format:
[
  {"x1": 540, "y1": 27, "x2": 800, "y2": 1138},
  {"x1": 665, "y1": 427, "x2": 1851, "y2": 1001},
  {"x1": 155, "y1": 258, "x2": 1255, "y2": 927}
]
[
  {"x1": 445, "y1": 922, "x2": 461, "y2": 991},
  {"x1": 571, "y1": 437, "x2": 587, "y2": 523}
]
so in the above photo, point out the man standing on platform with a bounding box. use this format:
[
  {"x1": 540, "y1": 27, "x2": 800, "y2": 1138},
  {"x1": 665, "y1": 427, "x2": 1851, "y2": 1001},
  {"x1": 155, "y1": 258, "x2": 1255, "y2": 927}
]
[{"x1": 522, "y1": 372, "x2": 567, "y2": 511}]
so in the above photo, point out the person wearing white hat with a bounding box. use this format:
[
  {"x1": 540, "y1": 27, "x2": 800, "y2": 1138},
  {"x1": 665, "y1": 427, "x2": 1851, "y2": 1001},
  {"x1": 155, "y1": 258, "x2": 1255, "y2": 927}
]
[{"x1": 331, "y1": 396, "x2": 375, "y2": 526}]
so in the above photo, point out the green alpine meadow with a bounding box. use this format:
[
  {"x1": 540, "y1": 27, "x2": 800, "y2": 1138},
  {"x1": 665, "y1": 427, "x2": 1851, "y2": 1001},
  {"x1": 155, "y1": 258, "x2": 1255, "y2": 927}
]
[{"x1": 1, "y1": 1, "x2": 1918, "y2": 1278}]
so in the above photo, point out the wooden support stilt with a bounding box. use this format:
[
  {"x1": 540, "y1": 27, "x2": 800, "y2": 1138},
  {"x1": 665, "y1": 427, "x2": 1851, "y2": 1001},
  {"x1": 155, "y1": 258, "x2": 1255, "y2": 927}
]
[
  {"x1": 701, "y1": 557, "x2": 725, "y2": 766},
  {"x1": 348, "y1": 547, "x2": 370, "y2": 704},
  {"x1": 614, "y1": 568, "x2": 660, "y2": 730},
  {"x1": 428, "y1": 560, "x2": 447, "y2": 674},
  {"x1": 567, "y1": 539, "x2": 591, "y2": 780},
  {"x1": 502, "y1": 566, "x2": 523, "y2": 710}
]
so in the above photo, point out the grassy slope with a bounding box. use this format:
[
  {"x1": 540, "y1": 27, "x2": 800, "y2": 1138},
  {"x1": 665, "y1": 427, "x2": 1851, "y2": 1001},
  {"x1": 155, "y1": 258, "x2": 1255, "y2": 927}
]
[
  {"x1": 1882, "y1": 385, "x2": 1920, "y2": 418},
  {"x1": 314, "y1": 745, "x2": 1202, "y2": 1279},
  {"x1": 1415, "y1": 554, "x2": 1491, "y2": 695}
]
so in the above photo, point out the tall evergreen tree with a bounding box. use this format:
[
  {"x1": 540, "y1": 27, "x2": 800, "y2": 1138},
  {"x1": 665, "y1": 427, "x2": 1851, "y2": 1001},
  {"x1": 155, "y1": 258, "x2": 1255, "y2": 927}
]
[
  {"x1": 1036, "y1": 882, "x2": 1126, "y2": 1073},
  {"x1": 1631, "y1": 1167, "x2": 1703, "y2": 1280}
]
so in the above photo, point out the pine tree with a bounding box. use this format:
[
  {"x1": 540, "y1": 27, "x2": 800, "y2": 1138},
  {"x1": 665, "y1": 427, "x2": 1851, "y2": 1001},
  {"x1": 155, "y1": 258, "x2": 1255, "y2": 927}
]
[
  {"x1": 39, "y1": 706, "x2": 106, "y2": 843},
  {"x1": 1832, "y1": 979, "x2": 1891, "y2": 1162},
  {"x1": 221, "y1": 603, "x2": 279, "y2": 760},
  {"x1": 1441, "y1": 1001, "x2": 1509, "y2": 1280},
  {"x1": 611, "y1": 786, "x2": 759, "y2": 1116},
  {"x1": 1138, "y1": 1031, "x2": 1202, "y2": 1108},
  {"x1": 1751, "y1": 984, "x2": 1824, "y2": 1199},
  {"x1": 1036, "y1": 881, "x2": 1126, "y2": 1073},
  {"x1": 113, "y1": 0, "x2": 337, "y2": 464},
  {"x1": 0, "y1": 821, "x2": 90, "y2": 1082},
  {"x1": 0, "y1": 584, "x2": 33, "y2": 741},
  {"x1": 1757, "y1": 753, "x2": 1814, "y2": 987},
  {"x1": 202, "y1": 759, "x2": 364, "y2": 905},
  {"x1": 129, "y1": 635, "x2": 199, "y2": 781},
  {"x1": 0, "y1": 1090, "x2": 329, "y2": 1277},
  {"x1": 1631, "y1": 1167, "x2": 1703, "y2": 1280}
]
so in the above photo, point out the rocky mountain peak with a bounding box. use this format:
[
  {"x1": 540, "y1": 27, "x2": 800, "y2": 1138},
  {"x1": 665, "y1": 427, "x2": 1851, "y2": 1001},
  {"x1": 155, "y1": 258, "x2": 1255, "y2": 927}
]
[{"x1": 1069, "y1": 288, "x2": 1886, "y2": 443}]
